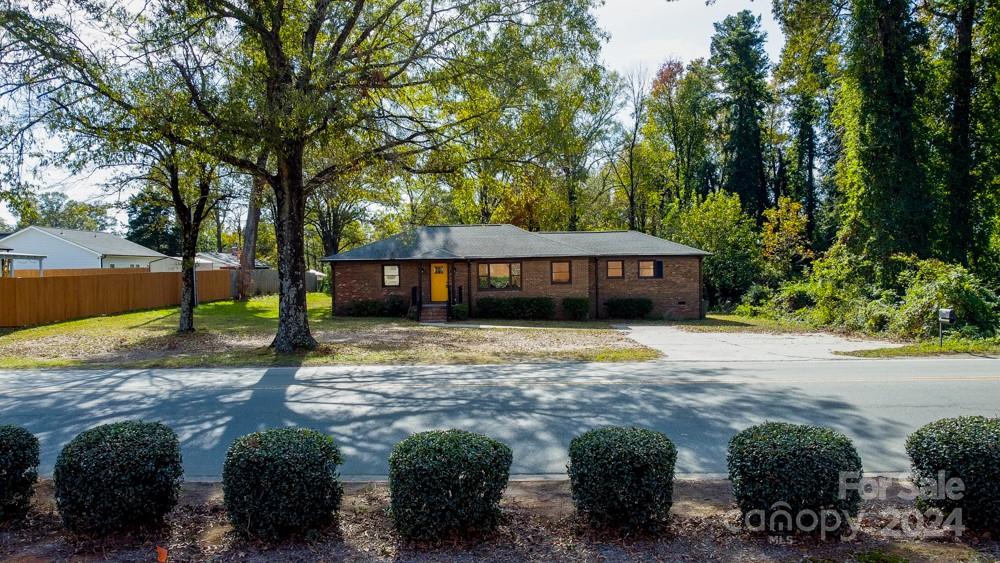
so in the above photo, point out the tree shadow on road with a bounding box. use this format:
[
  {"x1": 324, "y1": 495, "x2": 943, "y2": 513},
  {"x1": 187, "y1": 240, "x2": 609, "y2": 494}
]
[{"x1": 0, "y1": 362, "x2": 916, "y2": 479}]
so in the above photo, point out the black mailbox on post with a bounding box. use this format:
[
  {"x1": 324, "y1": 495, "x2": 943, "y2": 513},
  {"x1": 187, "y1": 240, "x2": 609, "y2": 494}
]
[{"x1": 938, "y1": 308, "x2": 957, "y2": 325}]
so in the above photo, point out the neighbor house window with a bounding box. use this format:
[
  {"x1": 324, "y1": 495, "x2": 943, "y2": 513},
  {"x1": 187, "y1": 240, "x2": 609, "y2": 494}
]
[
  {"x1": 382, "y1": 264, "x2": 400, "y2": 287},
  {"x1": 478, "y1": 262, "x2": 521, "y2": 290},
  {"x1": 551, "y1": 261, "x2": 571, "y2": 284},
  {"x1": 607, "y1": 260, "x2": 624, "y2": 278},
  {"x1": 638, "y1": 260, "x2": 664, "y2": 279}
]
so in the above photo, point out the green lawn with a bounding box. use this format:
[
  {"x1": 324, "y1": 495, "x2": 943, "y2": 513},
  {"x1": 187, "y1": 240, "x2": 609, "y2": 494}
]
[
  {"x1": 0, "y1": 294, "x2": 659, "y2": 368},
  {"x1": 664, "y1": 313, "x2": 815, "y2": 333},
  {"x1": 838, "y1": 337, "x2": 1000, "y2": 358}
]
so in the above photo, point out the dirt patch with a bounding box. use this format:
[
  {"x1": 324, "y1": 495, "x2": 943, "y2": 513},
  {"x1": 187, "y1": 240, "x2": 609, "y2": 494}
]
[
  {"x1": 2, "y1": 480, "x2": 995, "y2": 562},
  {"x1": 0, "y1": 322, "x2": 654, "y2": 367}
]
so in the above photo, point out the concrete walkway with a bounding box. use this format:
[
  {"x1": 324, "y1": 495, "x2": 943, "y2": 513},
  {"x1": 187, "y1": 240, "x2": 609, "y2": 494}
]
[
  {"x1": 1, "y1": 358, "x2": 998, "y2": 480},
  {"x1": 623, "y1": 325, "x2": 902, "y2": 361}
]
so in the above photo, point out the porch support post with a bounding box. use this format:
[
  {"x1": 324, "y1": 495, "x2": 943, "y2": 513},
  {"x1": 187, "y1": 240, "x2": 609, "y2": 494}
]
[{"x1": 466, "y1": 260, "x2": 473, "y2": 317}]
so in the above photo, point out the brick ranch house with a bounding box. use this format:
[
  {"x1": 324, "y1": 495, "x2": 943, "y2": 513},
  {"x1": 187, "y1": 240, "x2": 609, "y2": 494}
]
[{"x1": 322, "y1": 224, "x2": 709, "y2": 322}]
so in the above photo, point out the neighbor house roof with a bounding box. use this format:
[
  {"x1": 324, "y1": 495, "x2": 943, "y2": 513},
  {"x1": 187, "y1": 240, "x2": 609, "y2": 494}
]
[
  {"x1": 197, "y1": 252, "x2": 271, "y2": 269},
  {"x1": 322, "y1": 224, "x2": 708, "y2": 261},
  {"x1": 7, "y1": 226, "x2": 166, "y2": 258},
  {"x1": 536, "y1": 230, "x2": 709, "y2": 257}
]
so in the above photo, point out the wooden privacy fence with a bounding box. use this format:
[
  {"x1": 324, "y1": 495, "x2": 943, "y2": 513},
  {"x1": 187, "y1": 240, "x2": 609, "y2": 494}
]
[
  {"x1": 13, "y1": 267, "x2": 150, "y2": 278},
  {"x1": 233, "y1": 269, "x2": 321, "y2": 296},
  {"x1": 0, "y1": 270, "x2": 232, "y2": 327}
]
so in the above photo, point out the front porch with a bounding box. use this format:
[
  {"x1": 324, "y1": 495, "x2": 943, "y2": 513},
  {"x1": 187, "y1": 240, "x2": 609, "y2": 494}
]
[{"x1": 410, "y1": 260, "x2": 468, "y2": 323}]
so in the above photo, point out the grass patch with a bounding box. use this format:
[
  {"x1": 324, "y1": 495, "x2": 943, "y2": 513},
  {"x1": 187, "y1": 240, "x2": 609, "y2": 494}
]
[
  {"x1": 663, "y1": 314, "x2": 815, "y2": 334},
  {"x1": 838, "y1": 337, "x2": 1000, "y2": 358},
  {"x1": 0, "y1": 294, "x2": 659, "y2": 368}
]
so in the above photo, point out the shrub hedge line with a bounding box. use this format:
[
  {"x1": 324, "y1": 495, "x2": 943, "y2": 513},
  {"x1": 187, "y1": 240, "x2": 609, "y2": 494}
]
[
  {"x1": 10, "y1": 416, "x2": 998, "y2": 539},
  {"x1": 389, "y1": 430, "x2": 512, "y2": 540},
  {"x1": 0, "y1": 425, "x2": 38, "y2": 522},
  {"x1": 727, "y1": 422, "x2": 863, "y2": 534},
  {"x1": 906, "y1": 416, "x2": 1000, "y2": 531},
  {"x1": 605, "y1": 297, "x2": 654, "y2": 319},
  {"x1": 568, "y1": 426, "x2": 676, "y2": 531},
  {"x1": 54, "y1": 421, "x2": 183, "y2": 535},
  {"x1": 347, "y1": 295, "x2": 409, "y2": 317},
  {"x1": 223, "y1": 428, "x2": 344, "y2": 539},
  {"x1": 476, "y1": 296, "x2": 555, "y2": 320}
]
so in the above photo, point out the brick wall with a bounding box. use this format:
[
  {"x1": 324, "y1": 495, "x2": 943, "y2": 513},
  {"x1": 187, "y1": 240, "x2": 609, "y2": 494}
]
[
  {"x1": 332, "y1": 255, "x2": 703, "y2": 320},
  {"x1": 468, "y1": 258, "x2": 590, "y2": 319},
  {"x1": 331, "y1": 261, "x2": 420, "y2": 315},
  {"x1": 596, "y1": 256, "x2": 702, "y2": 320}
]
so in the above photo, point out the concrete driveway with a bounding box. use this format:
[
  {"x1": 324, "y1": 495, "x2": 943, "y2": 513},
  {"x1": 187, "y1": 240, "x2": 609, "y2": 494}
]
[{"x1": 622, "y1": 325, "x2": 900, "y2": 361}]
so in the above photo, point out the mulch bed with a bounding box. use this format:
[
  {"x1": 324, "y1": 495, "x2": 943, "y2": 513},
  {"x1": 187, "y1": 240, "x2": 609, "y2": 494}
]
[{"x1": 1, "y1": 480, "x2": 997, "y2": 562}]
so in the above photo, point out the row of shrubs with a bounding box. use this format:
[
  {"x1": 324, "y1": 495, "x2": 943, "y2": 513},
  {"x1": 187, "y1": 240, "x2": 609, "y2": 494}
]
[
  {"x1": 3, "y1": 416, "x2": 996, "y2": 541},
  {"x1": 343, "y1": 296, "x2": 657, "y2": 321}
]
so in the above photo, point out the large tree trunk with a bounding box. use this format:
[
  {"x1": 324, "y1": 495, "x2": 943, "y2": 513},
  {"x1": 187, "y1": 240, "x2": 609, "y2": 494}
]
[
  {"x1": 271, "y1": 144, "x2": 317, "y2": 353},
  {"x1": 178, "y1": 227, "x2": 198, "y2": 333},
  {"x1": 237, "y1": 172, "x2": 266, "y2": 300}
]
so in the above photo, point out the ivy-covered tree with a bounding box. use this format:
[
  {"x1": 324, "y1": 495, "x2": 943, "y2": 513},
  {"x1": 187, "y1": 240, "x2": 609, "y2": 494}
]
[{"x1": 837, "y1": 0, "x2": 932, "y2": 266}]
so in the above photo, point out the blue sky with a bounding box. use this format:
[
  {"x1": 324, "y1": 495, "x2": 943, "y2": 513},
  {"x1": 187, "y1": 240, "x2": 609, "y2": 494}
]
[{"x1": 0, "y1": 0, "x2": 783, "y2": 227}]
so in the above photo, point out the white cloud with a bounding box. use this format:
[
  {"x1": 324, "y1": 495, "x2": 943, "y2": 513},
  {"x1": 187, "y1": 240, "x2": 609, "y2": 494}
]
[{"x1": 595, "y1": 0, "x2": 783, "y2": 76}]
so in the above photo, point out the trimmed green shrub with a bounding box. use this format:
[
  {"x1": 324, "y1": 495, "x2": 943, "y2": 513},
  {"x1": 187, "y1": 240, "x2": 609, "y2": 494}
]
[
  {"x1": 383, "y1": 295, "x2": 409, "y2": 317},
  {"x1": 567, "y1": 427, "x2": 676, "y2": 531},
  {"x1": 906, "y1": 416, "x2": 1000, "y2": 531},
  {"x1": 0, "y1": 425, "x2": 39, "y2": 522},
  {"x1": 727, "y1": 422, "x2": 862, "y2": 533},
  {"x1": 54, "y1": 421, "x2": 183, "y2": 534},
  {"x1": 476, "y1": 297, "x2": 555, "y2": 320},
  {"x1": 562, "y1": 297, "x2": 591, "y2": 321},
  {"x1": 389, "y1": 430, "x2": 512, "y2": 540},
  {"x1": 349, "y1": 299, "x2": 384, "y2": 316},
  {"x1": 450, "y1": 303, "x2": 470, "y2": 321},
  {"x1": 605, "y1": 297, "x2": 654, "y2": 319},
  {"x1": 223, "y1": 428, "x2": 344, "y2": 540}
]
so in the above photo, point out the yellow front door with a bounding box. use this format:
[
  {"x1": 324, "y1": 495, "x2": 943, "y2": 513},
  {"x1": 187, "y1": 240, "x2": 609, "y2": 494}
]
[{"x1": 430, "y1": 263, "x2": 448, "y2": 302}]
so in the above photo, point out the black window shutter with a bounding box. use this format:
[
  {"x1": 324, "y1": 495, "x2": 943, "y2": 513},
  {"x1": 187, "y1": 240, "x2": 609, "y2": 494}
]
[{"x1": 654, "y1": 260, "x2": 664, "y2": 279}]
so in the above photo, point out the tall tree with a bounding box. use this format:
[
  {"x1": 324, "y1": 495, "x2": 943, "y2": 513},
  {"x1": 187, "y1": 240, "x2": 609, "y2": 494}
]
[
  {"x1": 1, "y1": 0, "x2": 601, "y2": 351},
  {"x1": 925, "y1": 0, "x2": 981, "y2": 265},
  {"x1": 607, "y1": 70, "x2": 651, "y2": 231},
  {"x1": 711, "y1": 10, "x2": 772, "y2": 218},
  {"x1": 837, "y1": 0, "x2": 932, "y2": 265},
  {"x1": 541, "y1": 63, "x2": 620, "y2": 231},
  {"x1": 646, "y1": 58, "x2": 719, "y2": 218},
  {"x1": 773, "y1": 0, "x2": 848, "y2": 241},
  {"x1": 125, "y1": 185, "x2": 181, "y2": 256},
  {"x1": 16, "y1": 192, "x2": 113, "y2": 231}
]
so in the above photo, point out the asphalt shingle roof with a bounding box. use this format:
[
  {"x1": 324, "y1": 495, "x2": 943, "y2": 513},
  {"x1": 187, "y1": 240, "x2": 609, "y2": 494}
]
[
  {"x1": 322, "y1": 224, "x2": 708, "y2": 261},
  {"x1": 31, "y1": 226, "x2": 166, "y2": 258},
  {"x1": 536, "y1": 230, "x2": 710, "y2": 256}
]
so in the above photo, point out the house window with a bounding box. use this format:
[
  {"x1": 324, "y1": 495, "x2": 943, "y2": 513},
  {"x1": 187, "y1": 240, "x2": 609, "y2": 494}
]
[
  {"x1": 478, "y1": 262, "x2": 521, "y2": 290},
  {"x1": 607, "y1": 260, "x2": 624, "y2": 279},
  {"x1": 382, "y1": 264, "x2": 400, "y2": 287},
  {"x1": 551, "y1": 261, "x2": 571, "y2": 284},
  {"x1": 638, "y1": 260, "x2": 664, "y2": 279}
]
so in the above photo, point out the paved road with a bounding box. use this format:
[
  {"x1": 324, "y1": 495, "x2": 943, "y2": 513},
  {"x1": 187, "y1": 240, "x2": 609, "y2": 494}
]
[{"x1": 1, "y1": 358, "x2": 998, "y2": 480}]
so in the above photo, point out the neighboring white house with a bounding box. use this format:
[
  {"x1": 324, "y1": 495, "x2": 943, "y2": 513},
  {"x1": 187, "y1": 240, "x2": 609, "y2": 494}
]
[
  {"x1": 196, "y1": 251, "x2": 271, "y2": 270},
  {"x1": 1, "y1": 226, "x2": 166, "y2": 270},
  {"x1": 148, "y1": 256, "x2": 215, "y2": 273}
]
